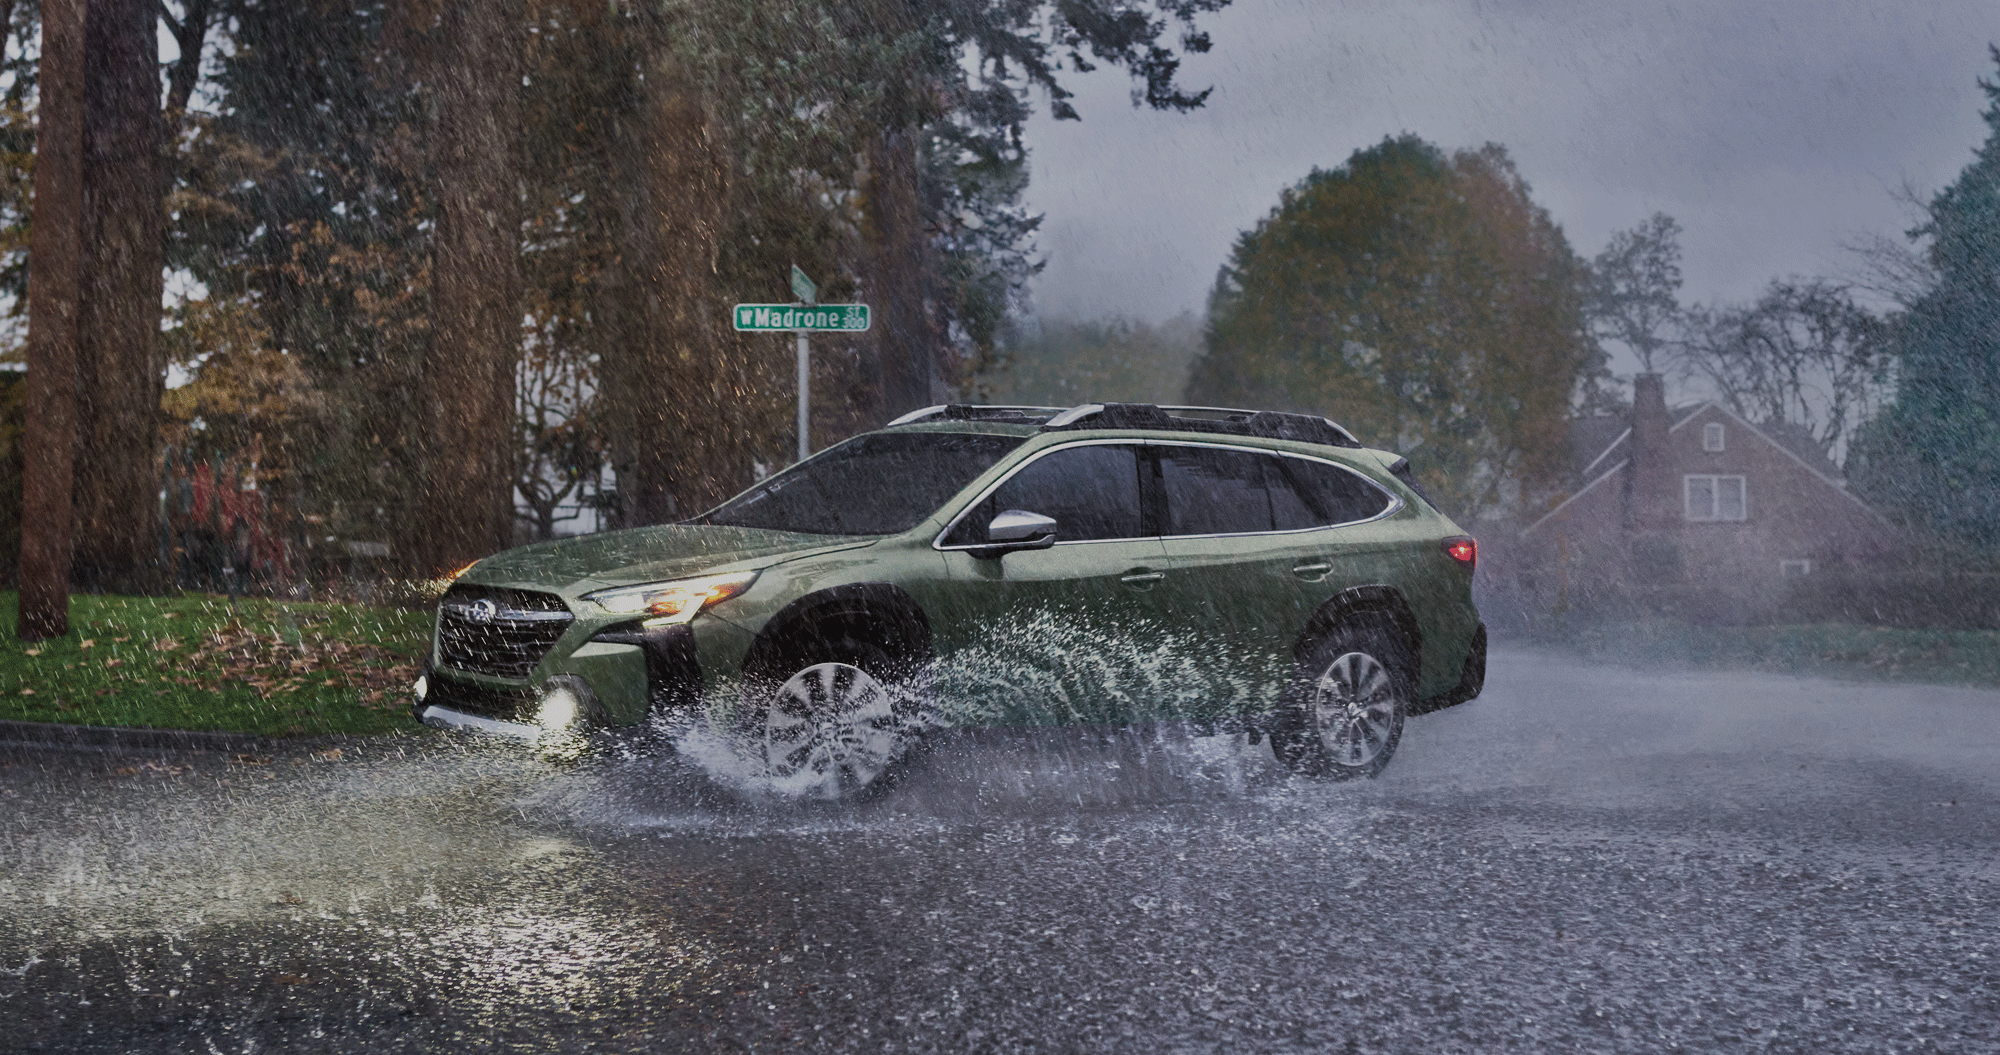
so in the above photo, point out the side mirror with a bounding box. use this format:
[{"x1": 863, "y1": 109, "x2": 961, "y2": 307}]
[{"x1": 969, "y1": 509, "x2": 1057, "y2": 559}]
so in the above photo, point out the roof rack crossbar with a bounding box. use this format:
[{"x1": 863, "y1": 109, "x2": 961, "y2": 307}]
[
  {"x1": 885, "y1": 404, "x2": 1067, "y2": 426},
  {"x1": 1038, "y1": 402, "x2": 1362, "y2": 448}
]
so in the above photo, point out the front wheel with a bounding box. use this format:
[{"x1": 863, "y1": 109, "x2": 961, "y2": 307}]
[
  {"x1": 1271, "y1": 620, "x2": 1411, "y2": 780},
  {"x1": 740, "y1": 636, "x2": 925, "y2": 801}
]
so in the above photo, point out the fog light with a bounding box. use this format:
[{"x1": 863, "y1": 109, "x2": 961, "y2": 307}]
[
  {"x1": 412, "y1": 675, "x2": 429, "y2": 702},
  {"x1": 536, "y1": 687, "x2": 581, "y2": 730}
]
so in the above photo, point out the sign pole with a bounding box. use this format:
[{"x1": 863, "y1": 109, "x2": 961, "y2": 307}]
[
  {"x1": 733, "y1": 267, "x2": 867, "y2": 464},
  {"x1": 789, "y1": 266, "x2": 817, "y2": 463},
  {"x1": 795, "y1": 327, "x2": 810, "y2": 463}
]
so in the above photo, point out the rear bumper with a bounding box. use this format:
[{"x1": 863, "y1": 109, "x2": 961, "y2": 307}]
[{"x1": 1413, "y1": 622, "x2": 1485, "y2": 715}]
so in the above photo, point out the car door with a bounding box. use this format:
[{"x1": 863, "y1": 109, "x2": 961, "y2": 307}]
[
  {"x1": 930, "y1": 441, "x2": 1173, "y2": 727},
  {"x1": 1152, "y1": 443, "x2": 1404, "y2": 718}
]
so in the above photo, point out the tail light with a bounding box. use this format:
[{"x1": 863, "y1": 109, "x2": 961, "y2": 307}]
[{"x1": 1442, "y1": 536, "x2": 1477, "y2": 570}]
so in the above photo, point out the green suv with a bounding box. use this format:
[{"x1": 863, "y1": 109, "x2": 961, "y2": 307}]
[{"x1": 413, "y1": 403, "x2": 1485, "y2": 797}]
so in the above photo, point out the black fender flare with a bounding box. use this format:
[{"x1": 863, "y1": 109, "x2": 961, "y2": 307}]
[
  {"x1": 740, "y1": 582, "x2": 934, "y2": 681},
  {"x1": 1292, "y1": 585, "x2": 1425, "y2": 688}
]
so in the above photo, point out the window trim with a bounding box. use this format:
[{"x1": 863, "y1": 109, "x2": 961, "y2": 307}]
[
  {"x1": 1684, "y1": 473, "x2": 1748, "y2": 522},
  {"x1": 932, "y1": 438, "x2": 1158, "y2": 551},
  {"x1": 1151, "y1": 440, "x2": 1403, "y2": 540},
  {"x1": 931, "y1": 438, "x2": 1404, "y2": 551},
  {"x1": 1702, "y1": 422, "x2": 1725, "y2": 452}
]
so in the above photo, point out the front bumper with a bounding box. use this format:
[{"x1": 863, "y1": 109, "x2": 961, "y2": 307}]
[
  {"x1": 415, "y1": 703, "x2": 542, "y2": 739},
  {"x1": 412, "y1": 617, "x2": 754, "y2": 735}
]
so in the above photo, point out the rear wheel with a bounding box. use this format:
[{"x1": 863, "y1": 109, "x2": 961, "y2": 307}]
[
  {"x1": 740, "y1": 632, "x2": 925, "y2": 801},
  {"x1": 1271, "y1": 618, "x2": 1412, "y2": 780}
]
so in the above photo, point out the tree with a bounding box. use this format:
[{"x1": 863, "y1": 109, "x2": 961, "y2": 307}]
[
  {"x1": 1186, "y1": 137, "x2": 1594, "y2": 519},
  {"x1": 417, "y1": 0, "x2": 524, "y2": 576},
  {"x1": 1680, "y1": 280, "x2": 1893, "y2": 463},
  {"x1": 852, "y1": 0, "x2": 1229, "y2": 419},
  {"x1": 180, "y1": 0, "x2": 434, "y2": 557},
  {"x1": 1586, "y1": 212, "x2": 1685, "y2": 376},
  {"x1": 16, "y1": 0, "x2": 83, "y2": 638},
  {"x1": 1848, "y1": 48, "x2": 2000, "y2": 545},
  {"x1": 70, "y1": 0, "x2": 179, "y2": 593}
]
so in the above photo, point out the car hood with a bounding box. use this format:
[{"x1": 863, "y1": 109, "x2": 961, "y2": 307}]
[{"x1": 461, "y1": 523, "x2": 880, "y2": 594}]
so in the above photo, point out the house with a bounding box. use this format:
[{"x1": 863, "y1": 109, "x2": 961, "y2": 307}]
[{"x1": 1516, "y1": 374, "x2": 1898, "y2": 610}]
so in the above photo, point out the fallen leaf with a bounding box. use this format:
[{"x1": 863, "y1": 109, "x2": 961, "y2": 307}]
[
  {"x1": 17, "y1": 688, "x2": 32, "y2": 696},
  {"x1": 24, "y1": 648, "x2": 40, "y2": 657},
  {"x1": 78, "y1": 639, "x2": 95, "y2": 649},
  {"x1": 112, "y1": 636, "x2": 130, "y2": 643},
  {"x1": 104, "y1": 658, "x2": 124, "y2": 669},
  {"x1": 312, "y1": 748, "x2": 343, "y2": 761}
]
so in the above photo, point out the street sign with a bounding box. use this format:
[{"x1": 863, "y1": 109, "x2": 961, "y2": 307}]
[
  {"x1": 733, "y1": 303, "x2": 870, "y2": 332},
  {"x1": 790, "y1": 265, "x2": 817, "y2": 305}
]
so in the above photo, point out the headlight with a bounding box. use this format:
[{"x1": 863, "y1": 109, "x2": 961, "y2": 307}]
[{"x1": 583, "y1": 571, "x2": 758, "y2": 626}]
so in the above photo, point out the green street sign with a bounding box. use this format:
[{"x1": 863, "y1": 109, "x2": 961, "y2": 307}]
[
  {"x1": 733, "y1": 303, "x2": 871, "y2": 332},
  {"x1": 790, "y1": 265, "x2": 817, "y2": 305}
]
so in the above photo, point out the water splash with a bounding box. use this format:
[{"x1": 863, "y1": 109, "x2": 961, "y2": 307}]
[{"x1": 638, "y1": 608, "x2": 1300, "y2": 807}]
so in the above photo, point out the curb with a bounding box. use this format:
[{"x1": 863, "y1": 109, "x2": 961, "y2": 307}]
[{"x1": 0, "y1": 719, "x2": 269, "y2": 754}]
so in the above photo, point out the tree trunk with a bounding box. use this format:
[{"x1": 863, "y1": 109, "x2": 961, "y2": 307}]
[
  {"x1": 419, "y1": 0, "x2": 524, "y2": 575},
  {"x1": 70, "y1": 0, "x2": 167, "y2": 594},
  {"x1": 602, "y1": 39, "x2": 729, "y2": 526},
  {"x1": 17, "y1": 0, "x2": 85, "y2": 638},
  {"x1": 864, "y1": 126, "x2": 934, "y2": 420}
]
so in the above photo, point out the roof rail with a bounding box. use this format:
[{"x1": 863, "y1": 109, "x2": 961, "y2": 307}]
[
  {"x1": 1039, "y1": 402, "x2": 1362, "y2": 448},
  {"x1": 885, "y1": 404, "x2": 1067, "y2": 426}
]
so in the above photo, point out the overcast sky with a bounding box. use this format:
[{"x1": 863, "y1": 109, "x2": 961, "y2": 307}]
[{"x1": 1019, "y1": 0, "x2": 1996, "y2": 351}]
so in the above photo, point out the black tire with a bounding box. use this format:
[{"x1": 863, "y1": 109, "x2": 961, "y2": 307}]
[
  {"x1": 1270, "y1": 615, "x2": 1413, "y2": 780},
  {"x1": 737, "y1": 625, "x2": 928, "y2": 801}
]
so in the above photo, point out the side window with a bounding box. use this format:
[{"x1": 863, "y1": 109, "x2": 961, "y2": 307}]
[
  {"x1": 946, "y1": 444, "x2": 1144, "y2": 544},
  {"x1": 1159, "y1": 446, "x2": 1278, "y2": 536},
  {"x1": 1278, "y1": 457, "x2": 1395, "y2": 525}
]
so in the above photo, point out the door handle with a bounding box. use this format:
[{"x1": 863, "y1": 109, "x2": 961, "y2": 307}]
[
  {"x1": 1291, "y1": 561, "x2": 1333, "y2": 580},
  {"x1": 1120, "y1": 569, "x2": 1166, "y2": 589}
]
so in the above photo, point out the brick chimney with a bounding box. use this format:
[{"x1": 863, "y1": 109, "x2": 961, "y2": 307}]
[{"x1": 1625, "y1": 372, "x2": 1681, "y2": 582}]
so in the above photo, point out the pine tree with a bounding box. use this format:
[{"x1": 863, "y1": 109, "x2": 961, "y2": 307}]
[{"x1": 1849, "y1": 48, "x2": 2000, "y2": 545}]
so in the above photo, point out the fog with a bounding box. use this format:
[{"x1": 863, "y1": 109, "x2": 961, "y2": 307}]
[{"x1": 1024, "y1": 0, "x2": 1997, "y2": 333}]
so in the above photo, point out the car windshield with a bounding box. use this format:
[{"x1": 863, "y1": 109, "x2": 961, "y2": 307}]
[{"x1": 695, "y1": 431, "x2": 1028, "y2": 536}]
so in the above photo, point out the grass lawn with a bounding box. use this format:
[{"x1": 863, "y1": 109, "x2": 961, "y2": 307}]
[
  {"x1": 0, "y1": 592, "x2": 434, "y2": 737},
  {"x1": 1508, "y1": 619, "x2": 2000, "y2": 689}
]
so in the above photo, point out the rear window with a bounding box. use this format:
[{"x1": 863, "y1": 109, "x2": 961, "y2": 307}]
[{"x1": 696, "y1": 432, "x2": 1026, "y2": 536}]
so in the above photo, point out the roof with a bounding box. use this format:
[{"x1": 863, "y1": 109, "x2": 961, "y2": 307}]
[
  {"x1": 1525, "y1": 399, "x2": 1888, "y2": 537},
  {"x1": 1568, "y1": 404, "x2": 1704, "y2": 484}
]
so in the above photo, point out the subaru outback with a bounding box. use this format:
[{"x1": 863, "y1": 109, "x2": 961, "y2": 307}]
[{"x1": 413, "y1": 403, "x2": 1486, "y2": 798}]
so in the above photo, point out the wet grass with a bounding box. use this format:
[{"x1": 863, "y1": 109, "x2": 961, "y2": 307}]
[
  {"x1": 0, "y1": 592, "x2": 434, "y2": 737},
  {"x1": 1509, "y1": 619, "x2": 2000, "y2": 688}
]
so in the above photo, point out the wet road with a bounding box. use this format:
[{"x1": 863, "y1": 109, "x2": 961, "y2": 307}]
[{"x1": 3, "y1": 646, "x2": 1998, "y2": 1053}]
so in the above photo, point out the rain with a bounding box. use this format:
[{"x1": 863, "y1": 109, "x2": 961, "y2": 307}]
[{"x1": 4, "y1": 1, "x2": 2000, "y2": 1051}]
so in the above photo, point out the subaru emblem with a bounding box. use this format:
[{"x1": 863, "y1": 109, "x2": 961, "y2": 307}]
[{"x1": 468, "y1": 599, "x2": 499, "y2": 624}]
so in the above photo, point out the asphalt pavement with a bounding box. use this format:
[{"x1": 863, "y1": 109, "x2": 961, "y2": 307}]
[{"x1": 2, "y1": 646, "x2": 1997, "y2": 1053}]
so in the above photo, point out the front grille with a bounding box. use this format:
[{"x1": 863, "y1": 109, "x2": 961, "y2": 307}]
[{"x1": 436, "y1": 585, "x2": 573, "y2": 678}]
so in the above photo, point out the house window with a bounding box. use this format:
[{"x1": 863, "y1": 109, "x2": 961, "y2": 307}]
[
  {"x1": 1685, "y1": 475, "x2": 1747, "y2": 521},
  {"x1": 1779, "y1": 559, "x2": 1812, "y2": 578},
  {"x1": 1703, "y1": 423, "x2": 1725, "y2": 452}
]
